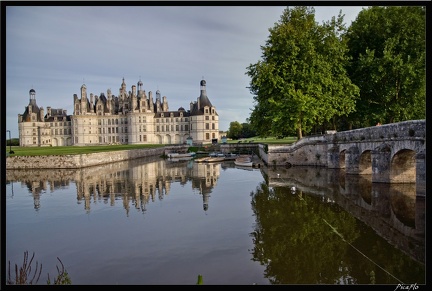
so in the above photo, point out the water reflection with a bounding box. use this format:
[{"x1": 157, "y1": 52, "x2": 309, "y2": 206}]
[
  {"x1": 6, "y1": 156, "x2": 221, "y2": 215},
  {"x1": 262, "y1": 167, "x2": 425, "y2": 265},
  {"x1": 5, "y1": 157, "x2": 425, "y2": 285}
]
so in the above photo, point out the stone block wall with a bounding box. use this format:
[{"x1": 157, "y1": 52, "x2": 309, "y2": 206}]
[{"x1": 6, "y1": 148, "x2": 165, "y2": 169}]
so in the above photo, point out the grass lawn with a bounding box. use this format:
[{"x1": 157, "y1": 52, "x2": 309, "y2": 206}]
[
  {"x1": 6, "y1": 144, "x2": 165, "y2": 157},
  {"x1": 5, "y1": 136, "x2": 297, "y2": 156},
  {"x1": 226, "y1": 136, "x2": 298, "y2": 144}
]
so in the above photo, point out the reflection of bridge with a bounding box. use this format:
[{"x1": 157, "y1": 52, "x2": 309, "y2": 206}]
[
  {"x1": 258, "y1": 120, "x2": 425, "y2": 194},
  {"x1": 265, "y1": 166, "x2": 425, "y2": 264}
]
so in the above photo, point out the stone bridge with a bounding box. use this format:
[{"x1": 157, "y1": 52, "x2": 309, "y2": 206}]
[{"x1": 258, "y1": 120, "x2": 425, "y2": 195}]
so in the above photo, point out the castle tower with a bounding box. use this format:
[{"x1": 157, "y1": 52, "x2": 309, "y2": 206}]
[{"x1": 29, "y1": 88, "x2": 36, "y2": 106}]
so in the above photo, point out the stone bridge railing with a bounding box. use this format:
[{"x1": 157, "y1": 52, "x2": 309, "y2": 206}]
[{"x1": 258, "y1": 120, "x2": 425, "y2": 192}]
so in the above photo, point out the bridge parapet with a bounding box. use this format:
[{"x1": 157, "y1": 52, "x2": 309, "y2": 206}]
[
  {"x1": 328, "y1": 120, "x2": 425, "y2": 144},
  {"x1": 260, "y1": 120, "x2": 425, "y2": 191}
]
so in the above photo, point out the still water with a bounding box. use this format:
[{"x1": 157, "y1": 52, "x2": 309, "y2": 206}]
[{"x1": 5, "y1": 156, "x2": 425, "y2": 285}]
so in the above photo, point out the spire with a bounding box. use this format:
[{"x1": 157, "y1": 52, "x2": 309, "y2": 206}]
[{"x1": 199, "y1": 79, "x2": 212, "y2": 108}]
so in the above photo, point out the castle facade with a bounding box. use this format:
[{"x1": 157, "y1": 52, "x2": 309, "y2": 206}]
[{"x1": 18, "y1": 78, "x2": 219, "y2": 147}]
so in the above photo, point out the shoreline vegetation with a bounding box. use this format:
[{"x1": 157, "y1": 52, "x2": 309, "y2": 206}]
[{"x1": 5, "y1": 136, "x2": 297, "y2": 157}]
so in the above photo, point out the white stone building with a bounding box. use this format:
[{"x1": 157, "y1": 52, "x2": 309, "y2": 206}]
[{"x1": 18, "y1": 79, "x2": 219, "y2": 147}]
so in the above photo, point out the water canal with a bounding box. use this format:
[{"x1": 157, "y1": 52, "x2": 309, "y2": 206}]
[{"x1": 5, "y1": 156, "x2": 425, "y2": 285}]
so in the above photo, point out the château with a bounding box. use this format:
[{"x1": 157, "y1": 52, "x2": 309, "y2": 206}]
[{"x1": 18, "y1": 78, "x2": 219, "y2": 146}]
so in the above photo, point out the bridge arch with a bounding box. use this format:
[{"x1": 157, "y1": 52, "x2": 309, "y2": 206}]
[{"x1": 390, "y1": 149, "x2": 416, "y2": 183}]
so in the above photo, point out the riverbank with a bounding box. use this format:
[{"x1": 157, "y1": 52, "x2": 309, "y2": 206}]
[{"x1": 6, "y1": 147, "x2": 167, "y2": 169}]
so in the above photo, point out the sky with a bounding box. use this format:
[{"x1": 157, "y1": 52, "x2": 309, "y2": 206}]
[{"x1": 5, "y1": 4, "x2": 367, "y2": 139}]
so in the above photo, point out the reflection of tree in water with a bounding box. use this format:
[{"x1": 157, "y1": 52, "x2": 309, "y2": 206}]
[{"x1": 249, "y1": 182, "x2": 425, "y2": 284}]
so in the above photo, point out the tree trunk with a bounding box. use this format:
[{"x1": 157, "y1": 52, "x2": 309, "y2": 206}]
[{"x1": 297, "y1": 122, "x2": 303, "y2": 139}]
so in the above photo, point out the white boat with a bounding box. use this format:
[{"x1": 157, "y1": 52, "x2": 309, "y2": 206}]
[
  {"x1": 209, "y1": 152, "x2": 225, "y2": 157},
  {"x1": 234, "y1": 156, "x2": 253, "y2": 167},
  {"x1": 167, "y1": 152, "x2": 196, "y2": 158}
]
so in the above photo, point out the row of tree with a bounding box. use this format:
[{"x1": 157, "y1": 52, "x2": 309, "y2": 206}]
[{"x1": 239, "y1": 6, "x2": 425, "y2": 140}]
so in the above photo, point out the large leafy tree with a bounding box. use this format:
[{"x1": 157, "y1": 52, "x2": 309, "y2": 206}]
[
  {"x1": 226, "y1": 121, "x2": 242, "y2": 140},
  {"x1": 246, "y1": 6, "x2": 359, "y2": 139},
  {"x1": 345, "y1": 6, "x2": 426, "y2": 127}
]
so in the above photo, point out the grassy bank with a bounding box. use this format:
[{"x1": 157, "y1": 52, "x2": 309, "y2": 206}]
[
  {"x1": 6, "y1": 144, "x2": 165, "y2": 157},
  {"x1": 227, "y1": 136, "x2": 297, "y2": 144},
  {"x1": 6, "y1": 136, "x2": 297, "y2": 157}
]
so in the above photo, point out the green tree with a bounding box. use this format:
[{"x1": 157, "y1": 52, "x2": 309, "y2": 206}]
[
  {"x1": 246, "y1": 6, "x2": 359, "y2": 139},
  {"x1": 345, "y1": 6, "x2": 426, "y2": 127},
  {"x1": 227, "y1": 121, "x2": 242, "y2": 140},
  {"x1": 240, "y1": 122, "x2": 256, "y2": 138}
]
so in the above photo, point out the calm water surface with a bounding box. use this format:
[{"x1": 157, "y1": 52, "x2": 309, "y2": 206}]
[{"x1": 5, "y1": 156, "x2": 425, "y2": 285}]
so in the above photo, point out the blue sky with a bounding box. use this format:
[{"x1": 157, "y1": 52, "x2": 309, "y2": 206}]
[{"x1": 5, "y1": 5, "x2": 367, "y2": 138}]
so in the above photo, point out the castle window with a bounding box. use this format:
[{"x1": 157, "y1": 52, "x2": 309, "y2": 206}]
[
  {"x1": 205, "y1": 109, "x2": 209, "y2": 114},
  {"x1": 206, "y1": 133, "x2": 210, "y2": 140},
  {"x1": 206, "y1": 123, "x2": 209, "y2": 130},
  {"x1": 205, "y1": 116, "x2": 209, "y2": 120},
  {"x1": 212, "y1": 123, "x2": 215, "y2": 129}
]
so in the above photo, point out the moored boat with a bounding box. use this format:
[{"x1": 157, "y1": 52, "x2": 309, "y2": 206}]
[
  {"x1": 167, "y1": 152, "x2": 196, "y2": 158},
  {"x1": 234, "y1": 155, "x2": 253, "y2": 167}
]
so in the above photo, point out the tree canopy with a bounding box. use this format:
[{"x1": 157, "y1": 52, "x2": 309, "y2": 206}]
[
  {"x1": 345, "y1": 6, "x2": 426, "y2": 127},
  {"x1": 245, "y1": 5, "x2": 426, "y2": 137},
  {"x1": 246, "y1": 6, "x2": 359, "y2": 139}
]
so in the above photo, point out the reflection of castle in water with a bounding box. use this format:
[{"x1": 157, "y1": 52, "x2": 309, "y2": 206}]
[{"x1": 6, "y1": 156, "x2": 223, "y2": 214}]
